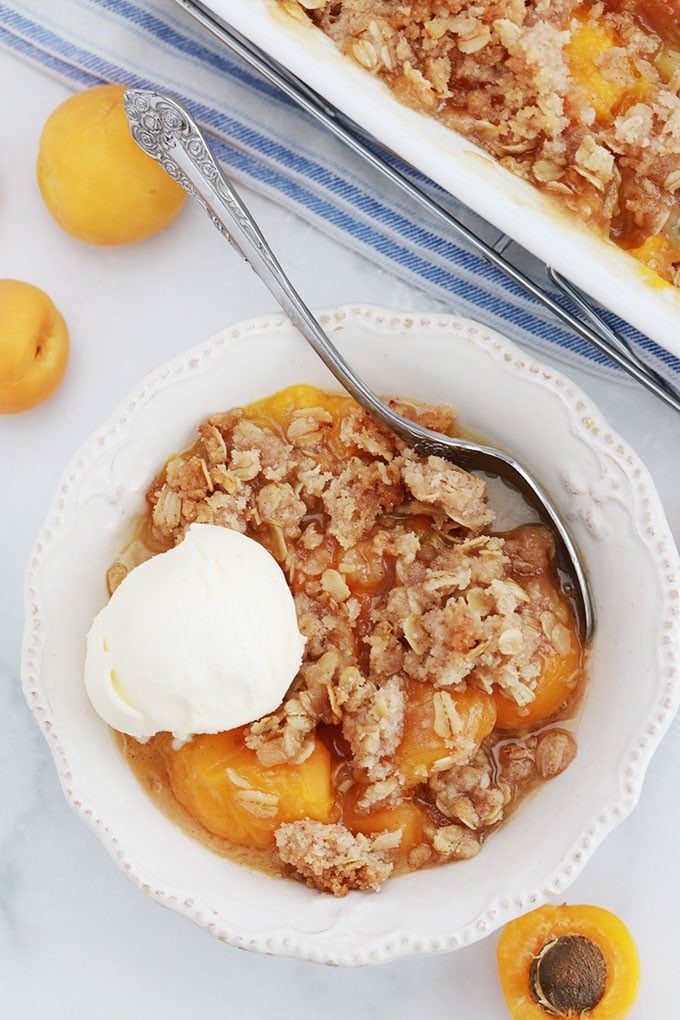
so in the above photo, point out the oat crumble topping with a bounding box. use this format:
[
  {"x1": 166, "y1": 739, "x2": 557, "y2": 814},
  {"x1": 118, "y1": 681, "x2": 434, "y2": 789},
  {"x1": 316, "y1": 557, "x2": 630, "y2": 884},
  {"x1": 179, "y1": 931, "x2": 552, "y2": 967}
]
[
  {"x1": 279, "y1": 0, "x2": 680, "y2": 285},
  {"x1": 275, "y1": 819, "x2": 396, "y2": 895}
]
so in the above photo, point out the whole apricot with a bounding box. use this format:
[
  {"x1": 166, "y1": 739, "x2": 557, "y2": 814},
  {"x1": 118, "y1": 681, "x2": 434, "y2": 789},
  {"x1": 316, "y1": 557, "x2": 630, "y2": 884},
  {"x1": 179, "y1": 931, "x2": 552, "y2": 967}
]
[
  {"x1": 0, "y1": 279, "x2": 70, "y2": 414},
  {"x1": 37, "y1": 84, "x2": 186, "y2": 245}
]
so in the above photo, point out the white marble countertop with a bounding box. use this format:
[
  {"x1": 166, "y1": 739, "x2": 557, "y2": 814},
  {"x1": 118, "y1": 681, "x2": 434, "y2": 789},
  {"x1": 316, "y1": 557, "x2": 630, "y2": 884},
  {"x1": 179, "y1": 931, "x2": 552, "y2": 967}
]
[{"x1": 2, "y1": 49, "x2": 679, "y2": 1019}]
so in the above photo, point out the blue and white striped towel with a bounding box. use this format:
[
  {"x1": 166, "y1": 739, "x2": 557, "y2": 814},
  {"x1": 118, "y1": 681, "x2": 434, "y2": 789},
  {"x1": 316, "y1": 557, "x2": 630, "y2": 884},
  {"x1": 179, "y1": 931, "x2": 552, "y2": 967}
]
[{"x1": 2, "y1": 0, "x2": 680, "y2": 384}]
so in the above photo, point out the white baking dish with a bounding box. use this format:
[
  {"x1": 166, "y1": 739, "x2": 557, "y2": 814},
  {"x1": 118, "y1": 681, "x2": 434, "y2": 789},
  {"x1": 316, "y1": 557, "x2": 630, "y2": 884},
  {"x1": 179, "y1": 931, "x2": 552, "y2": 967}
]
[{"x1": 200, "y1": 0, "x2": 680, "y2": 361}]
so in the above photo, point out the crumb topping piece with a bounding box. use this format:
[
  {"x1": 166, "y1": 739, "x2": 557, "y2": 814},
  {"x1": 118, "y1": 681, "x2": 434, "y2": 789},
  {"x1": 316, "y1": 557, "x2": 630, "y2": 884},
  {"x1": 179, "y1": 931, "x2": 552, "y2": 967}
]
[{"x1": 275, "y1": 819, "x2": 395, "y2": 895}]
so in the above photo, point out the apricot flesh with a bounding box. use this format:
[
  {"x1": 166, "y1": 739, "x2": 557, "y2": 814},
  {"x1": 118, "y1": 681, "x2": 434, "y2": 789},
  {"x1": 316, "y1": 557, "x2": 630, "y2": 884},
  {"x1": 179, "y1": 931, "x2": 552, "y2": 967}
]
[
  {"x1": 395, "y1": 683, "x2": 497, "y2": 788},
  {"x1": 0, "y1": 279, "x2": 69, "y2": 414},
  {"x1": 341, "y1": 787, "x2": 428, "y2": 850},
  {"x1": 169, "y1": 727, "x2": 337, "y2": 848},
  {"x1": 37, "y1": 84, "x2": 186, "y2": 246},
  {"x1": 565, "y1": 14, "x2": 629, "y2": 121}
]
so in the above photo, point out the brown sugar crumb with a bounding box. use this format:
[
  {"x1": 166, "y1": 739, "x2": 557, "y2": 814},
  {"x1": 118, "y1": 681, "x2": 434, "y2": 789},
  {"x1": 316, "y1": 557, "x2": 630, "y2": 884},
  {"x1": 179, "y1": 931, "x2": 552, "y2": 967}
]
[
  {"x1": 256, "y1": 481, "x2": 306, "y2": 537},
  {"x1": 275, "y1": 820, "x2": 395, "y2": 895},
  {"x1": 338, "y1": 403, "x2": 398, "y2": 459},
  {"x1": 399, "y1": 449, "x2": 495, "y2": 533},
  {"x1": 340, "y1": 671, "x2": 406, "y2": 807},
  {"x1": 431, "y1": 823, "x2": 482, "y2": 860},
  {"x1": 496, "y1": 727, "x2": 577, "y2": 786},
  {"x1": 534, "y1": 727, "x2": 577, "y2": 778},
  {"x1": 369, "y1": 534, "x2": 546, "y2": 700},
  {"x1": 322, "y1": 457, "x2": 404, "y2": 548},
  {"x1": 430, "y1": 748, "x2": 510, "y2": 829},
  {"x1": 504, "y1": 524, "x2": 555, "y2": 575},
  {"x1": 246, "y1": 652, "x2": 340, "y2": 766}
]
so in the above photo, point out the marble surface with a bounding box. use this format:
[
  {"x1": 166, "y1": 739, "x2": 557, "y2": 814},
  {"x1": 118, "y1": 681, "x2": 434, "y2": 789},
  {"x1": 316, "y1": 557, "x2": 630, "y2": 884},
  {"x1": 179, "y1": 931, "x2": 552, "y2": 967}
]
[{"x1": 1, "y1": 49, "x2": 679, "y2": 1018}]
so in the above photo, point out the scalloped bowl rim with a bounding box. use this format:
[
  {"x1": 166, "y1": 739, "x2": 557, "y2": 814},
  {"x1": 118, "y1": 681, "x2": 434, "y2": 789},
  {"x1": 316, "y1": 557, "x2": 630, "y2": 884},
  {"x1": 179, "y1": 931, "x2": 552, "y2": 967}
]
[{"x1": 21, "y1": 304, "x2": 680, "y2": 965}]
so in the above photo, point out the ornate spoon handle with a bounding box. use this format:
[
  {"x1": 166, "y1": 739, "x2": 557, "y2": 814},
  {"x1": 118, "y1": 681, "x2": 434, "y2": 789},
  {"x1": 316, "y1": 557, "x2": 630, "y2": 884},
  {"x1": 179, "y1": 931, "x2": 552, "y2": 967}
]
[{"x1": 124, "y1": 90, "x2": 426, "y2": 448}]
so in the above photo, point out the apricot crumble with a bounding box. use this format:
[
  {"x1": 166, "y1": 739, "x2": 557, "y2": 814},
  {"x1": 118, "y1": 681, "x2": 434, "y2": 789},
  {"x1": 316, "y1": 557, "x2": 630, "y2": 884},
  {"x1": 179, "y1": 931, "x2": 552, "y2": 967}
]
[
  {"x1": 111, "y1": 385, "x2": 584, "y2": 896},
  {"x1": 279, "y1": 0, "x2": 680, "y2": 285}
]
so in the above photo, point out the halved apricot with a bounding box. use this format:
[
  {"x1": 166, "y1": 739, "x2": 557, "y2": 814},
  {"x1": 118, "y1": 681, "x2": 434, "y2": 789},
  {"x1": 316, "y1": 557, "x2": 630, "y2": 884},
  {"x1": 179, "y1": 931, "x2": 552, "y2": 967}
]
[
  {"x1": 341, "y1": 785, "x2": 428, "y2": 851},
  {"x1": 37, "y1": 85, "x2": 186, "y2": 245},
  {"x1": 244, "y1": 383, "x2": 350, "y2": 432},
  {"x1": 495, "y1": 640, "x2": 583, "y2": 730},
  {"x1": 497, "y1": 903, "x2": 640, "y2": 1018},
  {"x1": 395, "y1": 683, "x2": 497, "y2": 789},
  {"x1": 169, "y1": 727, "x2": 337, "y2": 848},
  {"x1": 0, "y1": 279, "x2": 69, "y2": 414}
]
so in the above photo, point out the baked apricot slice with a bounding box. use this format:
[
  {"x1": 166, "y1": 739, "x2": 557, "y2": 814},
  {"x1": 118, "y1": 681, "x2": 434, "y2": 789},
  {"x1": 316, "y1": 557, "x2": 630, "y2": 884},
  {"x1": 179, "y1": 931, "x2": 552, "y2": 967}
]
[
  {"x1": 495, "y1": 640, "x2": 583, "y2": 731},
  {"x1": 169, "y1": 727, "x2": 337, "y2": 848},
  {"x1": 395, "y1": 683, "x2": 497, "y2": 789},
  {"x1": 626, "y1": 234, "x2": 680, "y2": 287},
  {"x1": 245, "y1": 382, "x2": 350, "y2": 430},
  {"x1": 497, "y1": 903, "x2": 640, "y2": 1018},
  {"x1": 565, "y1": 11, "x2": 632, "y2": 121},
  {"x1": 341, "y1": 785, "x2": 428, "y2": 851}
]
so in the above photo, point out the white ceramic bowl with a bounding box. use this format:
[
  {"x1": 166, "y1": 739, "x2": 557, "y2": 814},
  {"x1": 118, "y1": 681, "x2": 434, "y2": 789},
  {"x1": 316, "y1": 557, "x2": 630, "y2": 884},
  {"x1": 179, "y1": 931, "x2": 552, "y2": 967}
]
[
  {"x1": 208, "y1": 0, "x2": 680, "y2": 360},
  {"x1": 22, "y1": 305, "x2": 680, "y2": 965}
]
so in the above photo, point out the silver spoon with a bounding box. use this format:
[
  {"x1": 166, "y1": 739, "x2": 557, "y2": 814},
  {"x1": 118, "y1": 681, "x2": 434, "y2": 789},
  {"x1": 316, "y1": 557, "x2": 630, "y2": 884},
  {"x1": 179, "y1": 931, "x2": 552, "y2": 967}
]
[{"x1": 123, "y1": 89, "x2": 594, "y2": 641}]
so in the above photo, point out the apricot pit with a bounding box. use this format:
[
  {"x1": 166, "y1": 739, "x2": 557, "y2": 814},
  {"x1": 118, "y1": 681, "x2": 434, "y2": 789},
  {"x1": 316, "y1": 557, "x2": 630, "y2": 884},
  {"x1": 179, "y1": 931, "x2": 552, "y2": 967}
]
[{"x1": 529, "y1": 935, "x2": 607, "y2": 1015}]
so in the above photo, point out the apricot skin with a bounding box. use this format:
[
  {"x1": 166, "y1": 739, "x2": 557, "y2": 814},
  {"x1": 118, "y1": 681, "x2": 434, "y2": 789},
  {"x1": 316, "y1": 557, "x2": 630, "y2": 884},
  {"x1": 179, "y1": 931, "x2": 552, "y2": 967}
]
[
  {"x1": 37, "y1": 84, "x2": 186, "y2": 246},
  {"x1": 0, "y1": 279, "x2": 69, "y2": 414}
]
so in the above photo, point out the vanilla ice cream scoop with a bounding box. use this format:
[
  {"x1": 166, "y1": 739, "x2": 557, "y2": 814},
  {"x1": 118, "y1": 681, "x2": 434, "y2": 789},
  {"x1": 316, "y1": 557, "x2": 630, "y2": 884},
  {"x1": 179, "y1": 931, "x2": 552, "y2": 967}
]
[{"x1": 84, "y1": 523, "x2": 306, "y2": 740}]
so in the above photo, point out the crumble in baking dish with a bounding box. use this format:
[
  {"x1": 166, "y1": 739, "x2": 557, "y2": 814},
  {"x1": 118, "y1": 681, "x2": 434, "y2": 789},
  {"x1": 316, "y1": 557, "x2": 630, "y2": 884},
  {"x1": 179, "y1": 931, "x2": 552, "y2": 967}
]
[{"x1": 280, "y1": 0, "x2": 680, "y2": 286}]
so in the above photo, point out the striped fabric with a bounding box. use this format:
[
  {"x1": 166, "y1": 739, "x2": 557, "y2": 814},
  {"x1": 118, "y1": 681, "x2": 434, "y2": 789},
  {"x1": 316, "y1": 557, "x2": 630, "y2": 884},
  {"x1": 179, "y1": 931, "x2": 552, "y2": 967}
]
[{"x1": 2, "y1": 0, "x2": 679, "y2": 384}]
